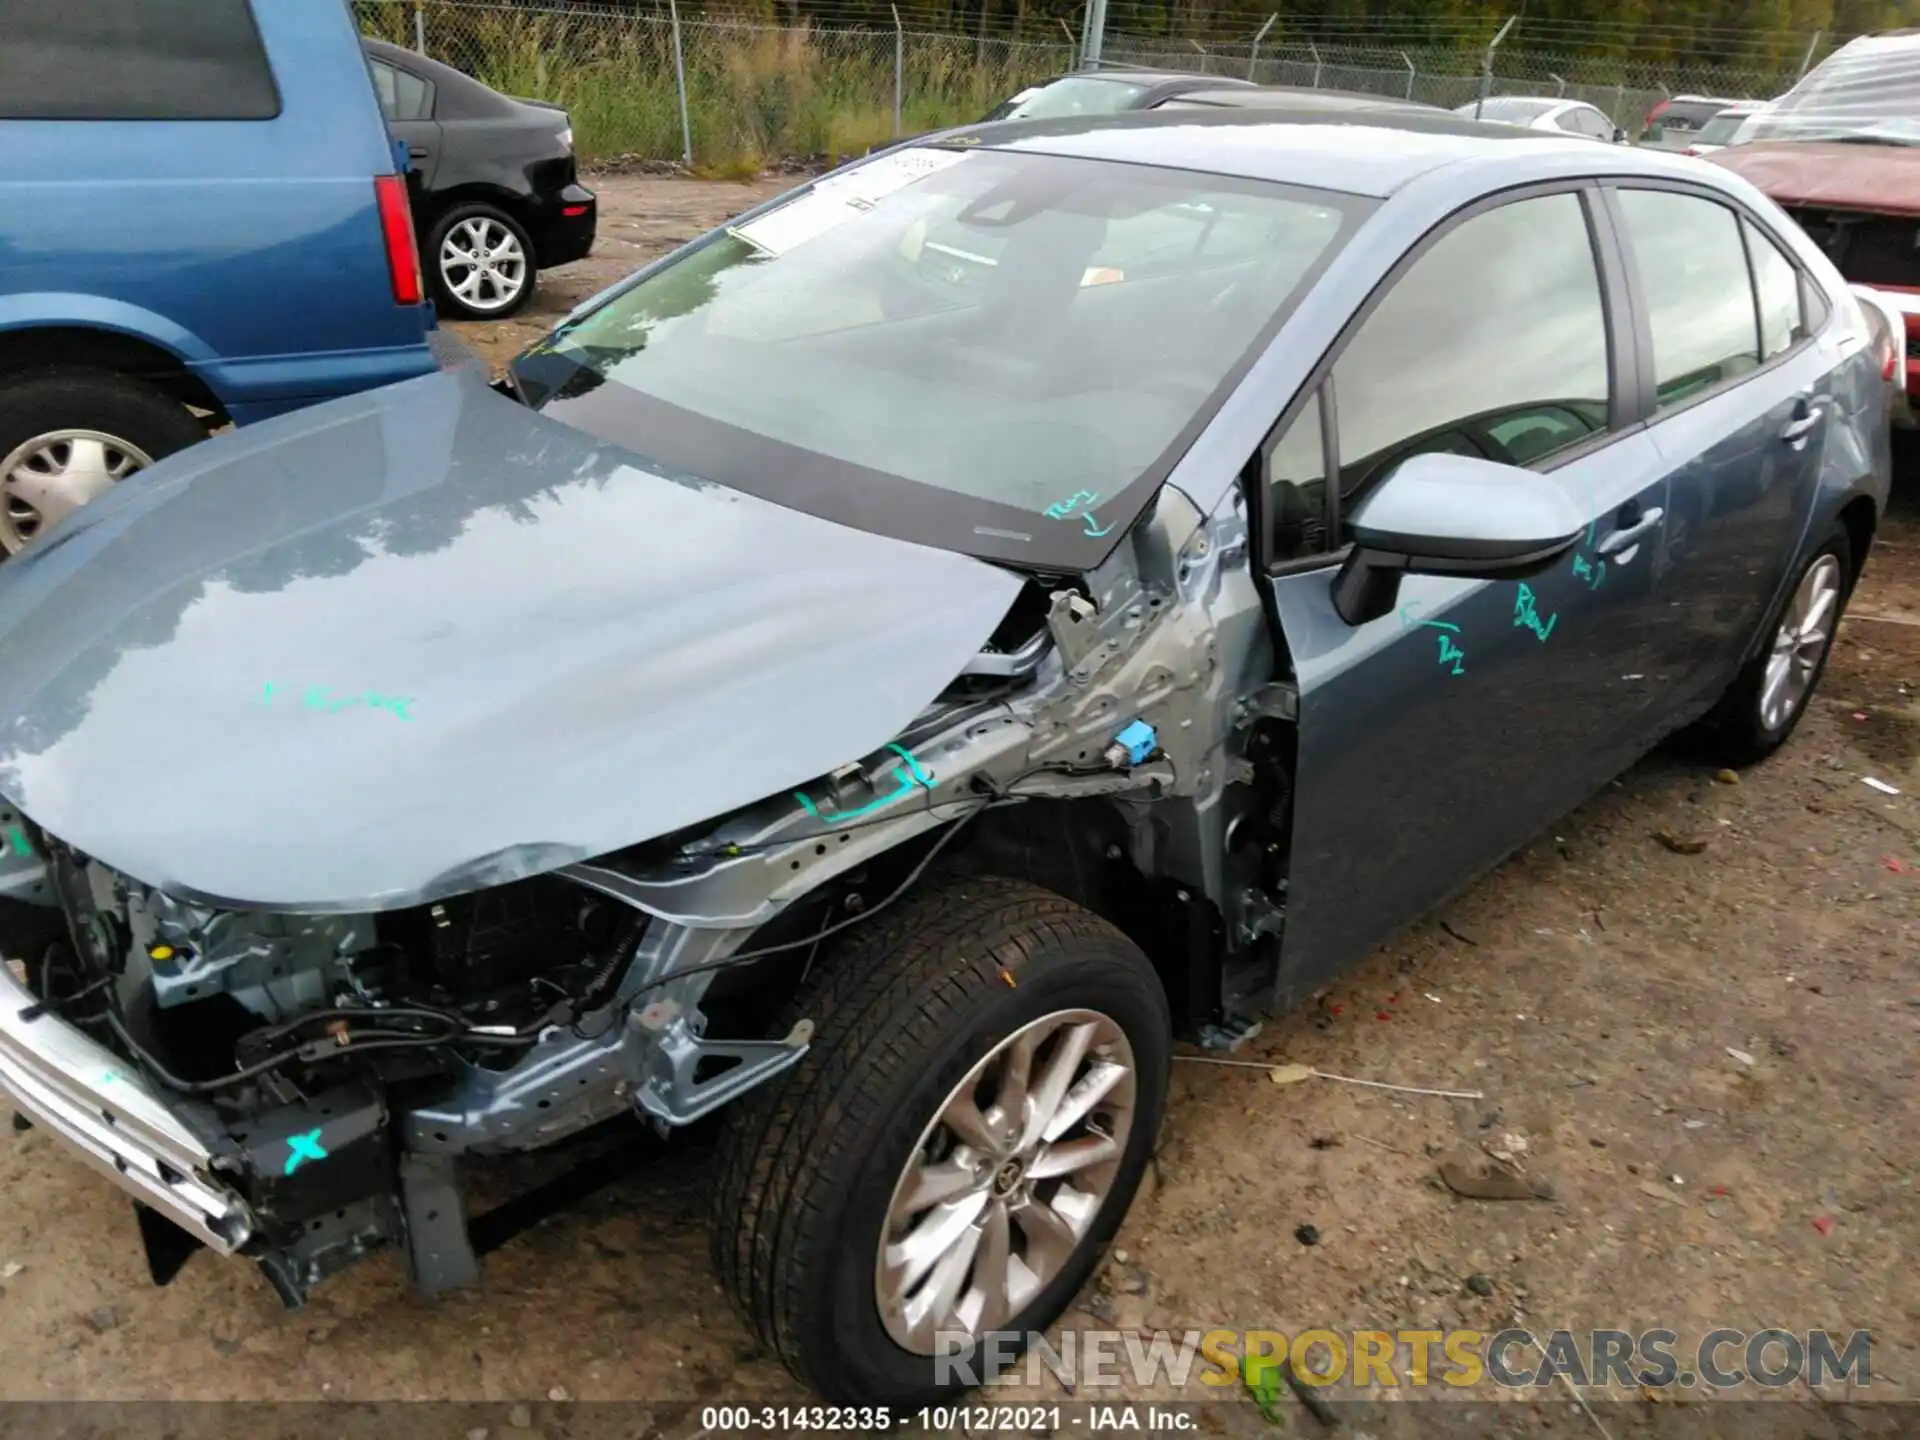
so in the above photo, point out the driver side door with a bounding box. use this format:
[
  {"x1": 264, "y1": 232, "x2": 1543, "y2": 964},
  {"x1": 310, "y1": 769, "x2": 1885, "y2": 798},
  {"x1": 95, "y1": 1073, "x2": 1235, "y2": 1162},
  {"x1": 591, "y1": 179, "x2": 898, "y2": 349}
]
[{"x1": 1261, "y1": 185, "x2": 1675, "y2": 1002}]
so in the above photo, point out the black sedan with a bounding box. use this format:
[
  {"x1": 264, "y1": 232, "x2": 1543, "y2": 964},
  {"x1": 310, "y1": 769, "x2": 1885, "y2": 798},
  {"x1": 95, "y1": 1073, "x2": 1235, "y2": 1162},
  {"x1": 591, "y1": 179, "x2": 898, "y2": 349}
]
[{"x1": 363, "y1": 38, "x2": 597, "y2": 319}]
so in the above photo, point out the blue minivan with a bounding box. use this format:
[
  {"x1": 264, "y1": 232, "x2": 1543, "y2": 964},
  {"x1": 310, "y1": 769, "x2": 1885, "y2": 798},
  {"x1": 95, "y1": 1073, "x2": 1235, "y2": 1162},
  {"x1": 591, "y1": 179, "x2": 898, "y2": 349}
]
[{"x1": 0, "y1": 0, "x2": 452, "y2": 557}]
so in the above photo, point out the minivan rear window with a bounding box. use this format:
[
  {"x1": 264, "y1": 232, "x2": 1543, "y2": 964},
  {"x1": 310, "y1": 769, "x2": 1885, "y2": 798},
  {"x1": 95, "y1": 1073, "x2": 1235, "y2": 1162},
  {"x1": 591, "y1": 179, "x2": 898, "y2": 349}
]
[{"x1": 0, "y1": 0, "x2": 280, "y2": 121}]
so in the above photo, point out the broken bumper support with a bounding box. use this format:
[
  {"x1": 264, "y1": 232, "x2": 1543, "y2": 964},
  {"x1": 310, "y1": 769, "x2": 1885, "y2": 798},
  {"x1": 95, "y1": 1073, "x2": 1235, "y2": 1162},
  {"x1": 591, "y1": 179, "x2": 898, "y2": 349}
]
[{"x1": 0, "y1": 960, "x2": 253, "y2": 1254}]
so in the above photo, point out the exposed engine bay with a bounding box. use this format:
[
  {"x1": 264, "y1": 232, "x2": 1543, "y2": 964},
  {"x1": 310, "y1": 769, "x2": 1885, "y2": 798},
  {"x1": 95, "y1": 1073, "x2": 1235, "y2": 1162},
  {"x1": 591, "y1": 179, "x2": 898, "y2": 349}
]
[{"x1": 0, "y1": 480, "x2": 1290, "y2": 1305}]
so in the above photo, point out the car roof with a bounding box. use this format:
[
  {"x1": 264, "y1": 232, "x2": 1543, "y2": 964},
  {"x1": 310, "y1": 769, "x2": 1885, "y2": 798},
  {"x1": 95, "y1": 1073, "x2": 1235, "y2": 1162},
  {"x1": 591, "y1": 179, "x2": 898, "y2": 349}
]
[
  {"x1": 955, "y1": 108, "x2": 1705, "y2": 198},
  {"x1": 1037, "y1": 69, "x2": 1252, "y2": 89},
  {"x1": 1173, "y1": 85, "x2": 1438, "y2": 112}
]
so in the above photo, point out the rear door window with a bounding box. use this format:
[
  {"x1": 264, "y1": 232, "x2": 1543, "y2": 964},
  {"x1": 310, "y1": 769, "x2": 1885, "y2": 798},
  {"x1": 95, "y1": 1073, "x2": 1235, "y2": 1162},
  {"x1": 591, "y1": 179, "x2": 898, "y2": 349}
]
[
  {"x1": 0, "y1": 0, "x2": 280, "y2": 120},
  {"x1": 1615, "y1": 190, "x2": 1760, "y2": 407},
  {"x1": 1745, "y1": 219, "x2": 1805, "y2": 360}
]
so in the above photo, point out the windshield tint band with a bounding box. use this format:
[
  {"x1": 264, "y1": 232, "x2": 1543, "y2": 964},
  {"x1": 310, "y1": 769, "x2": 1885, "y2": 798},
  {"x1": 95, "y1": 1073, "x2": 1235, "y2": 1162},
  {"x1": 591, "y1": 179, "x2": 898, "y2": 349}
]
[{"x1": 515, "y1": 150, "x2": 1372, "y2": 572}]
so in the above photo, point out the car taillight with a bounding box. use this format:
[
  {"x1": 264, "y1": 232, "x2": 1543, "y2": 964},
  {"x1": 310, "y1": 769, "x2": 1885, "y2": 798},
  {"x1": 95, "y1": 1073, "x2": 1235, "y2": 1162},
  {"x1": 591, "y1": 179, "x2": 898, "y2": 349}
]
[{"x1": 374, "y1": 175, "x2": 424, "y2": 307}]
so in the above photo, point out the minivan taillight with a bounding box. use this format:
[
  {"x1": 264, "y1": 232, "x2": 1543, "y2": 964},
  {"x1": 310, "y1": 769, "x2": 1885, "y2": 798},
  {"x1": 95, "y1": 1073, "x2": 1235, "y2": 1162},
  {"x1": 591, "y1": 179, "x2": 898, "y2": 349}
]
[{"x1": 374, "y1": 175, "x2": 424, "y2": 306}]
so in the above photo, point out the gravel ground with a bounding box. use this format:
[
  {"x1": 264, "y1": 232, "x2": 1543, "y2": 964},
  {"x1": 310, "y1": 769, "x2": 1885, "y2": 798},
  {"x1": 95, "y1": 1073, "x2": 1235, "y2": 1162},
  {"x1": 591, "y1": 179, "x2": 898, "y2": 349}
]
[{"x1": 1, "y1": 174, "x2": 1914, "y2": 1431}]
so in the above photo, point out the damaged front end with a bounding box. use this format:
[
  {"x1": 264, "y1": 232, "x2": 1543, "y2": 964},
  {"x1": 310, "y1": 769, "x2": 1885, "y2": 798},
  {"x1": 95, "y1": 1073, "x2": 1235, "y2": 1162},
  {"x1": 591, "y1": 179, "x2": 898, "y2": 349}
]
[{"x1": 0, "y1": 371, "x2": 1284, "y2": 1304}]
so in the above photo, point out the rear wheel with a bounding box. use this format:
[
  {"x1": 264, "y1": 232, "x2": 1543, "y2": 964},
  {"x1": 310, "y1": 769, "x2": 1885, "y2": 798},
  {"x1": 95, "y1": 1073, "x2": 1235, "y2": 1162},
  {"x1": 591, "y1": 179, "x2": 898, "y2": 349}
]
[
  {"x1": 711, "y1": 874, "x2": 1170, "y2": 1406},
  {"x1": 428, "y1": 204, "x2": 536, "y2": 320},
  {"x1": 1689, "y1": 523, "x2": 1851, "y2": 766},
  {"x1": 0, "y1": 369, "x2": 204, "y2": 556}
]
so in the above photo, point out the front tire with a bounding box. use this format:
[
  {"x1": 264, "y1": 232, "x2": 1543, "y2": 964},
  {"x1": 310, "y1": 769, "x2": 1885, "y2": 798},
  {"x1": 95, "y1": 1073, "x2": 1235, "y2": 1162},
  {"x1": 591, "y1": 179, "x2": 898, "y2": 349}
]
[
  {"x1": 1689, "y1": 522, "x2": 1852, "y2": 766},
  {"x1": 428, "y1": 204, "x2": 537, "y2": 320},
  {"x1": 711, "y1": 874, "x2": 1171, "y2": 1406}
]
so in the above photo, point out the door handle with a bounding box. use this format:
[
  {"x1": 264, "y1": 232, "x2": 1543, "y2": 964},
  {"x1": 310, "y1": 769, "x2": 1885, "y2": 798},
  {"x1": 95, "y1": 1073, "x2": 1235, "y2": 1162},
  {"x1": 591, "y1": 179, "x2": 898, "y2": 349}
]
[
  {"x1": 1596, "y1": 506, "x2": 1664, "y2": 557},
  {"x1": 407, "y1": 144, "x2": 430, "y2": 159},
  {"x1": 1780, "y1": 407, "x2": 1821, "y2": 443}
]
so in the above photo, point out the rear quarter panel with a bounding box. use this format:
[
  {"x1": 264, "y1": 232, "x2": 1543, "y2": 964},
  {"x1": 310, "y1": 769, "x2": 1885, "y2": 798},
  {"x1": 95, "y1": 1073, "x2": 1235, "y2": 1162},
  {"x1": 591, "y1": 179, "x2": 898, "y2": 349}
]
[{"x1": 0, "y1": 0, "x2": 434, "y2": 413}]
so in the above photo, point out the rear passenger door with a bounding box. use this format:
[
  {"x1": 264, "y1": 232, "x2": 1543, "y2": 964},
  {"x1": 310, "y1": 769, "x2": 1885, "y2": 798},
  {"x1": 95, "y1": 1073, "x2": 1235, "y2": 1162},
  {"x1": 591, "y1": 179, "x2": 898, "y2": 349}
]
[
  {"x1": 1605, "y1": 186, "x2": 1831, "y2": 719},
  {"x1": 1263, "y1": 186, "x2": 1675, "y2": 998}
]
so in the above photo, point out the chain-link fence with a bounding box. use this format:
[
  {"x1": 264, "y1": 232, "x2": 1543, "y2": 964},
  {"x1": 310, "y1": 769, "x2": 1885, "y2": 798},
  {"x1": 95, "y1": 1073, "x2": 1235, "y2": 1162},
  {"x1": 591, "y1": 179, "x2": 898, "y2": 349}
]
[
  {"x1": 355, "y1": 0, "x2": 1814, "y2": 168},
  {"x1": 1104, "y1": 37, "x2": 1804, "y2": 132}
]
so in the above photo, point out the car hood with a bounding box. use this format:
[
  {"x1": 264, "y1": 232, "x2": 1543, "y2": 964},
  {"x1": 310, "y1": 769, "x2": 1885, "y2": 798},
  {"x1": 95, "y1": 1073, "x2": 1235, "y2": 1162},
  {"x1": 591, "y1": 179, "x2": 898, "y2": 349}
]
[
  {"x1": 0, "y1": 369, "x2": 1021, "y2": 913},
  {"x1": 1710, "y1": 140, "x2": 1920, "y2": 214}
]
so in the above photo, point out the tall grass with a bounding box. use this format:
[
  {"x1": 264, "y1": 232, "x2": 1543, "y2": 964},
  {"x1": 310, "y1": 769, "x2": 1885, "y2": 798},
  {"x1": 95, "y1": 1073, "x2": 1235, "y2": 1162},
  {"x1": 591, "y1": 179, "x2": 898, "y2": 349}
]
[{"x1": 356, "y1": 2, "x2": 1067, "y2": 168}]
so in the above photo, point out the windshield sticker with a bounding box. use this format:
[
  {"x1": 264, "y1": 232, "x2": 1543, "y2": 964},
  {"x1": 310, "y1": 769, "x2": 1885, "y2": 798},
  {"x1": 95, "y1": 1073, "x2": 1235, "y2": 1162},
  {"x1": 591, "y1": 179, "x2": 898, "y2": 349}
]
[
  {"x1": 261, "y1": 683, "x2": 417, "y2": 722},
  {"x1": 1514, "y1": 583, "x2": 1559, "y2": 643},
  {"x1": 1399, "y1": 602, "x2": 1467, "y2": 676},
  {"x1": 730, "y1": 148, "x2": 968, "y2": 258},
  {"x1": 4, "y1": 824, "x2": 29, "y2": 859},
  {"x1": 794, "y1": 743, "x2": 936, "y2": 827}
]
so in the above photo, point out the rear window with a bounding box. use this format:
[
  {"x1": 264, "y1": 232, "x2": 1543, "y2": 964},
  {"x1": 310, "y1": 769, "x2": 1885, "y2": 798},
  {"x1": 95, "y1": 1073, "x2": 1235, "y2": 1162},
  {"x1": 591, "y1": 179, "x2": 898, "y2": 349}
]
[
  {"x1": 0, "y1": 0, "x2": 280, "y2": 121},
  {"x1": 1695, "y1": 110, "x2": 1751, "y2": 145},
  {"x1": 991, "y1": 77, "x2": 1151, "y2": 121},
  {"x1": 1461, "y1": 97, "x2": 1558, "y2": 122}
]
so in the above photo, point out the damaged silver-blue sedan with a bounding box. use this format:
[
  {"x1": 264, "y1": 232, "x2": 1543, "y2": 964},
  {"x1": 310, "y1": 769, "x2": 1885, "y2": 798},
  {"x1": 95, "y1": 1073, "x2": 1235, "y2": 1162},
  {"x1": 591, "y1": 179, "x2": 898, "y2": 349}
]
[{"x1": 0, "y1": 110, "x2": 1892, "y2": 1405}]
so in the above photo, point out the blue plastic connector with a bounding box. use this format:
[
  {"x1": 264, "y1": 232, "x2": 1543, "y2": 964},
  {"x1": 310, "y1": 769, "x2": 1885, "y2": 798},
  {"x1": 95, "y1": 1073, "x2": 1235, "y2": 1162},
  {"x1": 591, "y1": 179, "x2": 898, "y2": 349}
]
[{"x1": 1105, "y1": 719, "x2": 1158, "y2": 769}]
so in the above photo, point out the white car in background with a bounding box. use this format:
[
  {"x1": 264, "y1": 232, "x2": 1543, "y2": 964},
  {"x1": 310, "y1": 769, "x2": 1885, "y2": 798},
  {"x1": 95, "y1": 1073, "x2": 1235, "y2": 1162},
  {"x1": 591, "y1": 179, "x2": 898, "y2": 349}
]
[
  {"x1": 1454, "y1": 95, "x2": 1625, "y2": 141},
  {"x1": 1684, "y1": 101, "x2": 1772, "y2": 155}
]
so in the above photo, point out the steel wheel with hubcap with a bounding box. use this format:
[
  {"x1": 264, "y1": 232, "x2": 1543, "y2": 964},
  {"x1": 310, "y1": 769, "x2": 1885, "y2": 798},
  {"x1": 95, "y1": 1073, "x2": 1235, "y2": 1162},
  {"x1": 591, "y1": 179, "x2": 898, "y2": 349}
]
[
  {"x1": 876, "y1": 1008, "x2": 1136, "y2": 1352},
  {"x1": 432, "y1": 208, "x2": 534, "y2": 319},
  {"x1": 1, "y1": 429, "x2": 154, "y2": 554}
]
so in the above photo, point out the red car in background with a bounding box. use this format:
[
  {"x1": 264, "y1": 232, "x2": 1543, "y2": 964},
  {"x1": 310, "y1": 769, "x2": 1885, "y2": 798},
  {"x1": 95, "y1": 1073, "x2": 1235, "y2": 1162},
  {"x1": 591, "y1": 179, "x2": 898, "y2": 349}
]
[{"x1": 1711, "y1": 32, "x2": 1920, "y2": 421}]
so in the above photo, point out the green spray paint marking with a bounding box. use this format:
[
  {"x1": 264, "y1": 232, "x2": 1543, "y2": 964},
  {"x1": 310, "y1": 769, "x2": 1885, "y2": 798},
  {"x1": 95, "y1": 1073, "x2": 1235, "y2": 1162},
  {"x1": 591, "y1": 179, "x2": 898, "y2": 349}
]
[
  {"x1": 284, "y1": 1129, "x2": 328, "y2": 1176},
  {"x1": 4, "y1": 825, "x2": 30, "y2": 859},
  {"x1": 1514, "y1": 583, "x2": 1558, "y2": 643},
  {"x1": 261, "y1": 682, "x2": 415, "y2": 721},
  {"x1": 793, "y1": 744, "x2": 935, "y2": 827},
  {"x1": 1399, "y1": 601, "x2": 1466, "y2": 676}
]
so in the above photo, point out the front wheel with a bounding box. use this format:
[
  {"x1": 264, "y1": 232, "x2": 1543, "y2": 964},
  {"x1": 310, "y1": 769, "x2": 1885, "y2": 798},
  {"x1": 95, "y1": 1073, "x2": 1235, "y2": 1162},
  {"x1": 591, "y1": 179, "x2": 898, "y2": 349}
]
[
  {"x1": 428, "y1": 204, "x2": 537, "y2": 320},
  {"x1": 711, "y1": 874, "x2": 1171, "y2": 1406}
]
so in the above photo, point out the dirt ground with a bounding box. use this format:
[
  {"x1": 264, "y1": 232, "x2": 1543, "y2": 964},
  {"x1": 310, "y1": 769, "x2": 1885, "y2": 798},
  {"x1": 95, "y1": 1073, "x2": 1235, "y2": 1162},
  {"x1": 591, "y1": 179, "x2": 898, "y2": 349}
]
[{"x1": 0, "y1": 174, "x2": 1915, "y2": 1429}]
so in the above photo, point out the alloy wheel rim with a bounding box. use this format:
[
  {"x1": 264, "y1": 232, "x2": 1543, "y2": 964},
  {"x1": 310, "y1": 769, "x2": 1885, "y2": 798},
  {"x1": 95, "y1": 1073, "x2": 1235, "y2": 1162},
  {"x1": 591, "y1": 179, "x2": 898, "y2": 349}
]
[
  {"x1": 875, "y1": 1008, "x2": 1136, "y2": 1354},
  {"x1": 0, "y1": 429, "x2": 154, "y2": 554},
  {"x1": 1759, "y1": 553, "x2": 1843, "y2": 732},
  {"x1": 439, "y1": 216, "x2": 527, "y2": 312}
]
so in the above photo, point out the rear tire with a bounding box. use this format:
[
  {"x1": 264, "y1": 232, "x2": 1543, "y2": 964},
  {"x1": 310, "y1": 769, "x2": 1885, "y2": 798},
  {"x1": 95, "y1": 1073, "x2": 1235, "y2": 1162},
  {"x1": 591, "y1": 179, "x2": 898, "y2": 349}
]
[
  {"x1": 428, "y1": 204, "x2": 537, "y2": 320},
  {"x1": 0, "y1": 368, "x2": 204, "y2": 557},
  {"x1": 711, "y1": 873, "x2": 1170, "y2": 1406},
  {"x1": 1687, "y1": 522, "x2": 1852, "y2": 767}
]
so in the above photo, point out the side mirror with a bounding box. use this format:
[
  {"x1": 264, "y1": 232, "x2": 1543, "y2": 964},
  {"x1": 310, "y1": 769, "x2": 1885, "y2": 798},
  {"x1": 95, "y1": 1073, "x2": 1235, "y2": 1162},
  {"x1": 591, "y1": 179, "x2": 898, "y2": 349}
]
[
  {"x1": 1329, "y1": 453, "x2": 1585, "y2": 625},
  {"x1": 1613, "y1": 126, "x2": 1628, "y2": 144}
]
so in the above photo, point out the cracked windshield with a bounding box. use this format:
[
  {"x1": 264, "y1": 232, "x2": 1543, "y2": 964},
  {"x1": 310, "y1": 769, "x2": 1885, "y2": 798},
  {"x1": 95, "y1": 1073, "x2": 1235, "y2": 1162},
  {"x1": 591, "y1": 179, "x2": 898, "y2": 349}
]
[{"x1": 515, "y1": 146, "x2": 1358, "y2": 560}]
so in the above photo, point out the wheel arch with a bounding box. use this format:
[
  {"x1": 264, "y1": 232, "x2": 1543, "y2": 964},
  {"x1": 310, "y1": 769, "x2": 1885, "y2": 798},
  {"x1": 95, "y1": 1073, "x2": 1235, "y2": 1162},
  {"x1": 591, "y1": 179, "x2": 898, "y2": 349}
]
[
  {"x1": 417, "y1": 186, "x2": 536, "y2": 245},
  {"x1": 956, "y1": 798, "x2": 1225, "y2": 1034},
  {"x1": 0, "y1": 321, "x2": 226, "y2": 423},
  {"x1": 1835, "y1": 491, "x2": 1878, "y2": 590}
]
